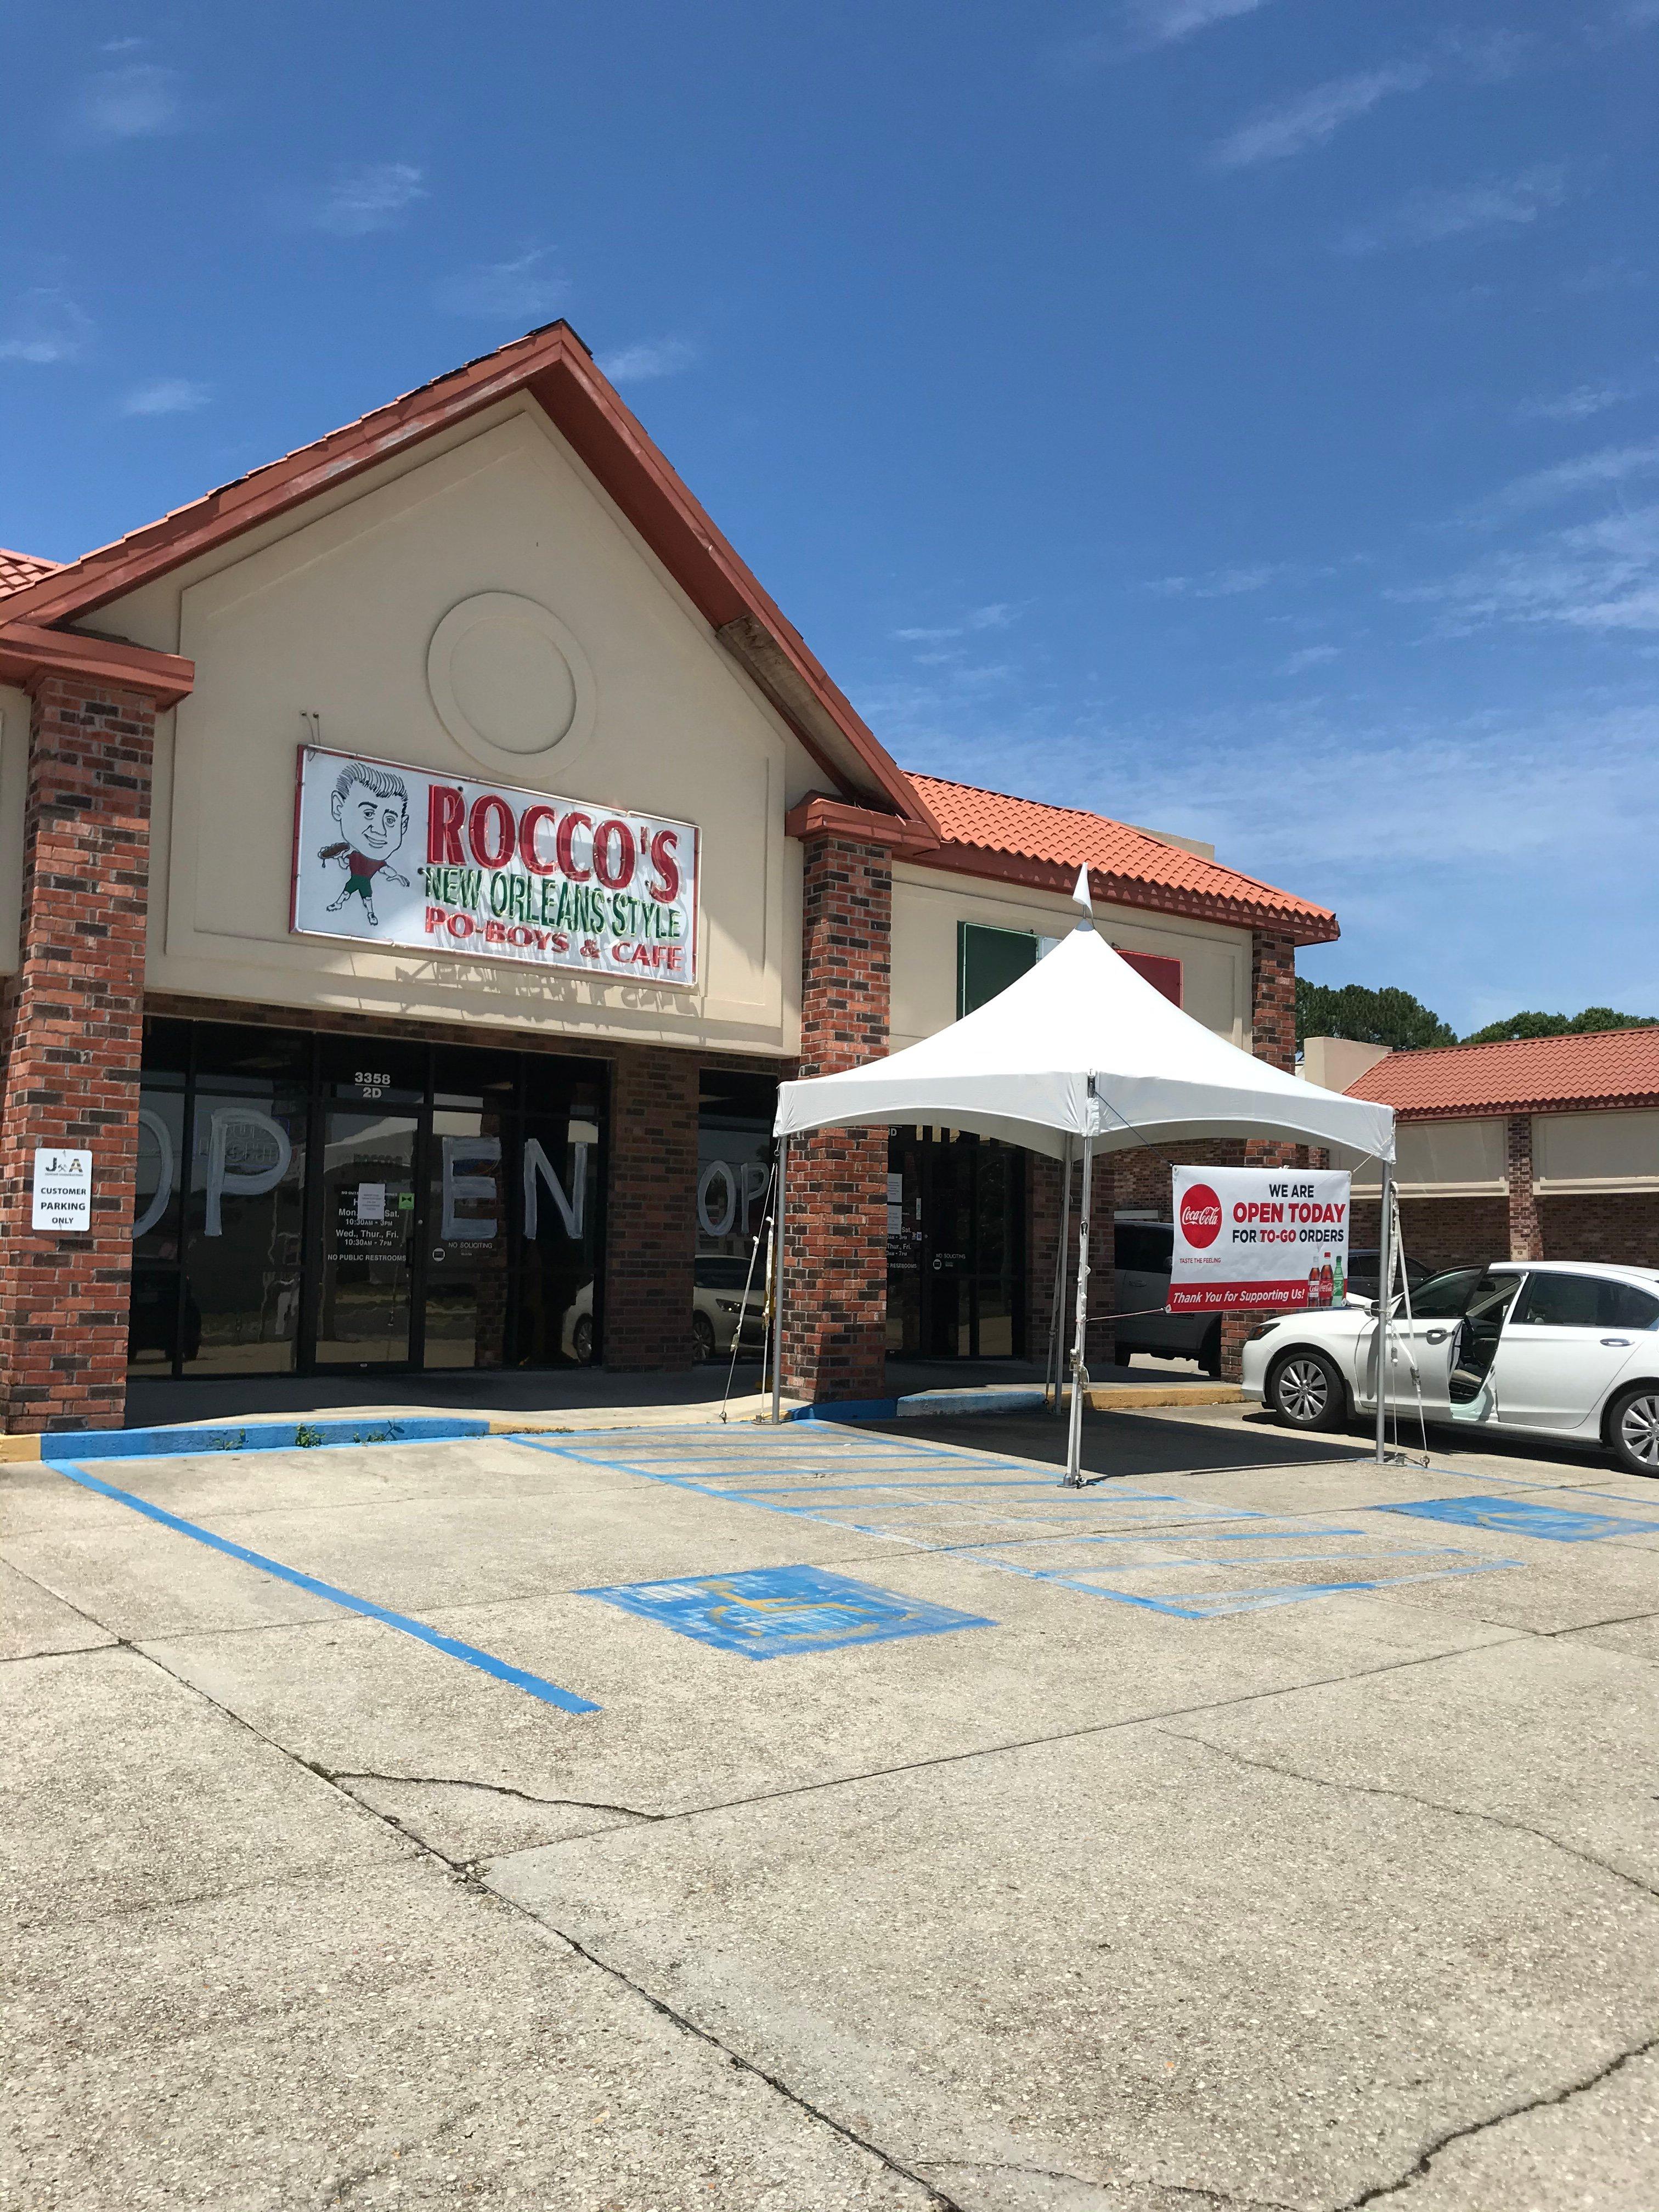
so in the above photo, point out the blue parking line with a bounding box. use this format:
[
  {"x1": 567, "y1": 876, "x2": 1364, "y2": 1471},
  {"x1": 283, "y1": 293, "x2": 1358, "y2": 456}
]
[{"x1": 44, "y1": 1459, "x2": 599, "y2": 1716}]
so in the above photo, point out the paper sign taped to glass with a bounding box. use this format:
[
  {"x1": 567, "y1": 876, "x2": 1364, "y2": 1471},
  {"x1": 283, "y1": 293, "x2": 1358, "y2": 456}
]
[{"x1": 1169, "y1": 1166, "x2": 1352, "y2": 1313}]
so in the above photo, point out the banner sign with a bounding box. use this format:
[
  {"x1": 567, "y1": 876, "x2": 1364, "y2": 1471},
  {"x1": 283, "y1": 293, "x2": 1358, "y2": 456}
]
[
  {"x1": 1169, "y1": 1166, "x2": 1352, "y2": 1312},
  {"x1": 291, "y1": 747, "x2": 699, "y2": 987}
]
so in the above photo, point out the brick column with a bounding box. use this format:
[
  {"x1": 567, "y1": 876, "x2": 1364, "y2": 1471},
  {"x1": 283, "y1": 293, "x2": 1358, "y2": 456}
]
[
  {"x1": 782, "y1": 832, "x2": 891, "y2": 1404},
  {"x1": 602, "y1": 1044, "x2": 698, "y2": 1369},
  {"x1": 1029, "y1": 1150, "x2": 1116, "y2": 1380},
  {"x1": 1505, "y1": 1113, "x2": 1542, "y2": 1262},
  {"x1": 1219, "y1": 930, "x2": 1302, "y2": 1381},
  {"x1": 0, "y1": 676, "x2": 156, "y2": 1432}
]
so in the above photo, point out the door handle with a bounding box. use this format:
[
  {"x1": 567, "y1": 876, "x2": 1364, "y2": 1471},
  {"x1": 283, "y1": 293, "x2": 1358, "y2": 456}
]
[
  {"x1": 1601, "y1": 1338, "x2": 1630, "y2": 1348},
  {"x1": 1425, "y1": 1328, "x2": 1449, "y2": 1345}
]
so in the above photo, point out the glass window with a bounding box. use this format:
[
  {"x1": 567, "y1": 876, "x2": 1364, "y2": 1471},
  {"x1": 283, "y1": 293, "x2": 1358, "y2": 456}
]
[
  {"x1": 183, "y1": 1076, "x2": 309, "y2": 1375},
  {"x1": 424, "y1": 1107, "x2": 509, "y2": 1369},
  {"x1": 129, "y1": 1058, "x2": 188, "y2": 1373},
  {"x1": 957, "y1": 924, "x2": 1037, "y2": 1018},
  {"x1": 1516, "y1": 1273, "x2": 1610, "y2": 1330},
  {"x1": 512, "y1": 1078, "x2": 605, "y2": 1368},
  {"x1": 1404, "y1": 1268, "x2": 1481, "y2": 1319},
  {"x1": 318, "y1": 1032, "x2": 426, "y2": 1105},
  {"x1": 1115, "y1": 1221, "x2": 1173, "y2": 1273},
  {"x1": 1605, "y1": 1281, "x2": 1659, "y2": 1331}
]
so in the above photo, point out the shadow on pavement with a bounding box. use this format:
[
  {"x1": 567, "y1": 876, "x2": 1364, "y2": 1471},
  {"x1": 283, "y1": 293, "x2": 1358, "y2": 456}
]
[{"x1": 852, "y1": 1405, "x2": 1367, "y2": 1480}]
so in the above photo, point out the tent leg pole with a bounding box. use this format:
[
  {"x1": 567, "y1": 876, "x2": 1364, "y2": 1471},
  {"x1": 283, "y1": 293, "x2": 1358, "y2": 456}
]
[
  {"x1": 1047, "y1": 1139, "x2": 1071, "y2": 1415},
  {"x1": 1065, "y1": 1134, "x2": 1093, "y2": 1487},
  {"x1": 770, "y1": 1136, "x2": 788, "y2": 1426},
  {"x1": 1374, "y1": 1158, "x2": 1393, "y2": 1466}
]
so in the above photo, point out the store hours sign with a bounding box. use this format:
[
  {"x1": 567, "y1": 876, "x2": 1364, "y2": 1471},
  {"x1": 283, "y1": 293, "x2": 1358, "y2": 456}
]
[{"x1": 291, "y1": 747, "x2": 700, "y2": 986}]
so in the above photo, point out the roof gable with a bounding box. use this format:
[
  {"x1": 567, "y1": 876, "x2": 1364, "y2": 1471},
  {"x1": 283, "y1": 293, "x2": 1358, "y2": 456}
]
[{"x1": 0, "y1": 323, "x2": 935, "y2": 836}]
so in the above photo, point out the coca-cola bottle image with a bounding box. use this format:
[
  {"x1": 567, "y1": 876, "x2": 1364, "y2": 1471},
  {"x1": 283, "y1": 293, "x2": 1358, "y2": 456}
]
[
  {"x1": 1319, "y1": 1256, "x2": 1333, "y2": 1306},
  {"x1": 1333, "y1": 1251, "x2": 1346, "y2": 1305},
  {"x1": 1307, "y1": 1264, "x2": 1320, "y2": 1307}
]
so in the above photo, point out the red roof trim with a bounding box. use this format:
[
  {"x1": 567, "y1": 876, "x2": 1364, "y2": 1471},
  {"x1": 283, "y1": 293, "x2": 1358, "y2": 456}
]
[
  {"x1": 0, "y1": 621, "x2": 194, "y2": 709},
  {"x1": 0, "y1": 322, "x2": 932, "y2": 833},
  {"x1": 785, "y1": 793, "x2": 939, "y2": 855},
  {"x1": 1346, "y1": 1028, "x2": 1659, "y2": 1118},
  {"x1": 904, "y1": 773, "x2": 1339, "y2": 944}
]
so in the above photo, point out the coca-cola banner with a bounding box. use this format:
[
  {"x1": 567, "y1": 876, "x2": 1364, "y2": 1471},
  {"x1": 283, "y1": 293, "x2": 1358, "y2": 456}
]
[
  {"x1": 290, "y1": 746, "x2": 699, "y2": 986},
  {"x1": 1168, "y1": 1166, "x2": 1352, "y2": 1312}
]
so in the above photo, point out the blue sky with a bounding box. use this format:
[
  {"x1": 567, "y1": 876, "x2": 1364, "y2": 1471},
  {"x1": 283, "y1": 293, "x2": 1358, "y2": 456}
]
[{"x1": 3, "y1": 1, "x2": 1656, "y2": 1034}]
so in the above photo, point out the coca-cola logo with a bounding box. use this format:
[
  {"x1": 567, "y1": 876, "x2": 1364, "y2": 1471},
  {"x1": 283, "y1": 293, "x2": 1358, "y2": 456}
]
[{"x1": 1180, "y1": 1184, "x2": 1223, "y2": 1249}]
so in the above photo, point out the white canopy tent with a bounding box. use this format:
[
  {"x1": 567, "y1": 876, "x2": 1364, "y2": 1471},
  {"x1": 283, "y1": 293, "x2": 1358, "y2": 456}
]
[{"x1": 770, "y1": 916, "x2": 1398, "y2": 1483}]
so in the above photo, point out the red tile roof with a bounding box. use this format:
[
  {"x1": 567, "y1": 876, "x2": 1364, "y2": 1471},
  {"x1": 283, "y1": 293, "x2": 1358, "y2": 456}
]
[
  {"x1": 907, "y1": 772, "x2": 1339, "y2": 944},
  {"x1": 0, "y1": 548, "x2": 61, "y2": 597},
  {"x1": 1345, "y1": 1028, "x2": 1659, "y2": 1117}
]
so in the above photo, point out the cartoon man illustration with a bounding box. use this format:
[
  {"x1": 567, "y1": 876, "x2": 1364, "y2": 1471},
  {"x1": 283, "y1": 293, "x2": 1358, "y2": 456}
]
[{"x1": 317, "y1": 760, "x2": 410, "y2": 929}]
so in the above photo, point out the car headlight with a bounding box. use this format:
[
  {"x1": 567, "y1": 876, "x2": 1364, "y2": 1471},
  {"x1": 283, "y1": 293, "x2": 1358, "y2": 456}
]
[
  {"x1": 1246, "y1": 1322, "x2": 1280, "y2": 1343},
  {"x1": 715, "y1": 1297, "x2": 742, "y2": 1313}
]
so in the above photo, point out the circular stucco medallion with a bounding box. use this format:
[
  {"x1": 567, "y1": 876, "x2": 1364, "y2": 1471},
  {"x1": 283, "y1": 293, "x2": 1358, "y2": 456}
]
[{"x1": 426, "y1": 593, "x2": 595, "y2": 773}]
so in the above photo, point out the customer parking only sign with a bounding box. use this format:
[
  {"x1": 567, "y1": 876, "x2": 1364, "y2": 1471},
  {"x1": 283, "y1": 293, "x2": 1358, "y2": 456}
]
[
  {"x1": 1169, "y1": 1166, "x2": 1352, "y2": 1312},
  {"x1": 291, "y1": 747, "x2": 700, "y2": 987}
]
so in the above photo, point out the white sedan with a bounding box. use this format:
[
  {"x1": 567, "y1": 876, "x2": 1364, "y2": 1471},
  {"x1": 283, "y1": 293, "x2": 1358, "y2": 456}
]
[{"x1": 1240, "y1": 1260, "x2": 1659, "y2": 1476}]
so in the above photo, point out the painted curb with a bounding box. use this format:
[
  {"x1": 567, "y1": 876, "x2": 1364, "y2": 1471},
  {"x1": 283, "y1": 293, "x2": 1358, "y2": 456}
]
[{"x1": 36, "y1": 1415, "x2": 492, "y2": 1463}]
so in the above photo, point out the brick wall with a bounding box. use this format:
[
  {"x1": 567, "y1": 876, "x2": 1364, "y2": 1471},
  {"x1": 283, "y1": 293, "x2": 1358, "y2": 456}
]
[
  {"x1": 1541, "y1": 1192, "x2": 1659, "y2": 1269},
  {"x1": 1505, "y1": 1113, "x2": 1543, "y2": 1261},
  {"x1": 1029, "y1": 1150, "x2": 1119, "y2": 1376},
  {"x1": 602, "y1": 1044, "x2": 698, "y2": 1369},
  {"x1": 1351, "y1": 1195, "x2": 1510, "y2": 1275},
  {"x1": 0, "y1": 676, "x2": 156, "y2": 1432},
  {"x1": 782, "y1": 832, "x2": 891, "y2": 1403}
]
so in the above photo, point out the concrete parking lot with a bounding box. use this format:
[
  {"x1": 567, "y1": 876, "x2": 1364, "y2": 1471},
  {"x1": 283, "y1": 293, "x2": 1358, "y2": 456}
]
[{"x1": 5, "y1": 1403, "x2": 1657, "y2": 2210}]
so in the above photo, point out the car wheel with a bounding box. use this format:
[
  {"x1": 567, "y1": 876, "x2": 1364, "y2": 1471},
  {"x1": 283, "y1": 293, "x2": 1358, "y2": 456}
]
[
  {"x1": 1609, "y1": 1384, "x2": 1659, "y2": 1477},
  {"x1": 571, "y1": 1313, "x2": 594, "y2": 1365},
  {"x1": 1268, "y1": 1348, "x2": 1345, "y2": 1432},
  {"x1": 1199, "y1": 1323, "x2": 1223, "y2": 1381},
  {"x1": 692, "y1": 1312, "x2": 716, "y2": 1364}
]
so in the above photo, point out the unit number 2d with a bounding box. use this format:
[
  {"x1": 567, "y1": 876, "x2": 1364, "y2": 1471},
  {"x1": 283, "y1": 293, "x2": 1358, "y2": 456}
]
[{"x1": 354, "y1": 1070, "x2": 393, "y2": 1098}]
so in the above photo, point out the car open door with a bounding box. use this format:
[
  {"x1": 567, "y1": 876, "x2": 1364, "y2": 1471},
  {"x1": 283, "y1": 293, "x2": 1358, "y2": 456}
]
[{"x1": 1357, "y1": 1268, "x2": 1522, "y2": 1427}]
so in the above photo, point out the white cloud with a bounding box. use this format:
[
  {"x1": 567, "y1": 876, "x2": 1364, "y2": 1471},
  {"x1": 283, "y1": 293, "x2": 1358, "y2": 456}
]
[
  {"x1": 1282, "y1": 645, "x2": 1342, "y2": 673},
  {"x1": 435, "y1": 247, "x2": 566, "y2": 320},
  {"x1": 74, "y1": 63, "x2": 182, "y2": 139},
  {"x1": 0, "y1": 289, "x2": 93, "y2": 365},
  {"x1": 893, "y1": 603, "x2": 1017, "y2": 644},
  {"x1": 1483, "y1": 436, "x2": 1659, "y2": 517},
  {"x1": 597, "y1": 337, "x2": 701, "y2": 384},
  {"x1": 121, "y1": 377, "x2": 211, "y2": 416},
  {"x1": 1341, "y1": 166, "x2": 1567, "y2": 253},
  {"x1": 1211, "y1": 64, "x2": 1430, "y2": 170},
  {"x1": 1146, "y1": 563, "x2": 1281, "y2": 598},
  {"x1": 1515, "y1": 379, "x2": 1638, "y2": 424},
  {"x1": 1402, "y1": 504, "x2": 1659, "y2": 636},
  {"x1": 1125, "y1": 0, "x2": 1270, "y2": 46},
  {"x1": 298, "y1": 162, "x2": 426, "y2": 237}
]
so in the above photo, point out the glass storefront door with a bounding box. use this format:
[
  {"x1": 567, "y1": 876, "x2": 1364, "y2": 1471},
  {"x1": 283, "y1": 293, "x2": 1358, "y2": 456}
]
[
  {"x1": 130, "y1": 1021, "x2": 607, "y2": 1380},
  {"x1": 885, "y1": 1130, "x2": 1028, "y2": 1361},
  {"x1": 316, "y1": 1108, "x2": 419, "y2": 1367}
]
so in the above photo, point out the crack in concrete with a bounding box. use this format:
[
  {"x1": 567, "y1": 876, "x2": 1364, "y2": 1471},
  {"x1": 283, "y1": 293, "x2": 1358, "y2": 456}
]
[
  {"x1": 1336, "y1": 2033, "x2": 1659, "y2": 2207},
  {"x1": 317, "y1": 1765, "x2": 659, "y2": 1823},
  {"x1": 47, "y1": 1610, "x2": 958, "y2": 2210},
  {"x1": 922, "y1": 2157, "x2": 1300, "y2": 2208},
  {"x1": 1159, "y1": 1729, "x2": 1659, "y2": 1905}
]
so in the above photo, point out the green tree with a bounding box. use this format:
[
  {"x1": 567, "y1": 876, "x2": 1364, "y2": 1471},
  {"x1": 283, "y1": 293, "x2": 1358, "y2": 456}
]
[
  {"x1": 1462, "y1": 1006, "x2": 1658, "y2": 1045},
  {"x1": 1295, "y1": 979, "x2": 1457, "y2": 1052}
]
